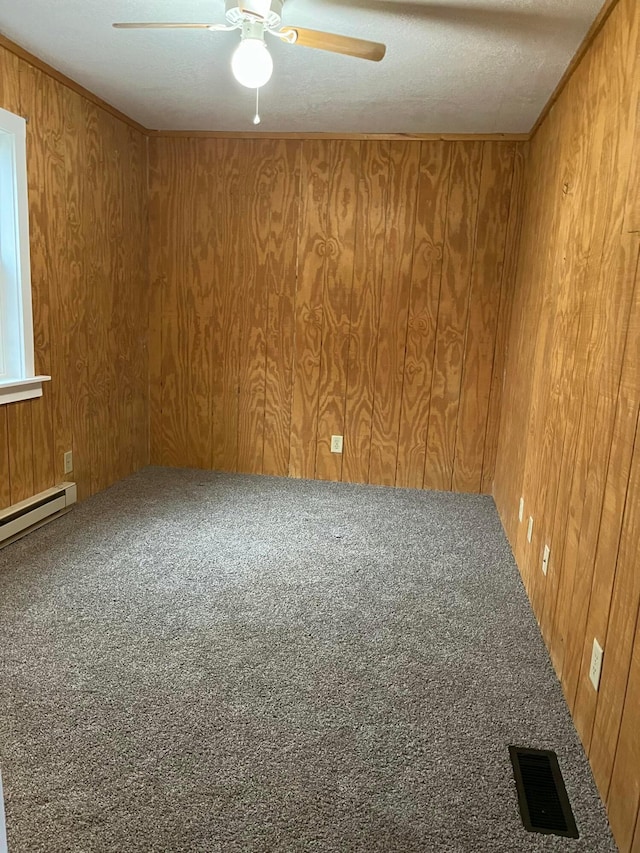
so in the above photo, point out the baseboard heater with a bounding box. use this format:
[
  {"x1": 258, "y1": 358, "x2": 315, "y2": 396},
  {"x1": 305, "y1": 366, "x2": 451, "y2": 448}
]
[{"x1": 0, "y1": 482, "x2": 77, "y2": 549}]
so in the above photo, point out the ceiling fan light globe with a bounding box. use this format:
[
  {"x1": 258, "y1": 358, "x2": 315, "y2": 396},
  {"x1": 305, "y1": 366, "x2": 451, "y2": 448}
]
[{"x1": 231, "y1": 38, "x2": 273, "y2": 88}]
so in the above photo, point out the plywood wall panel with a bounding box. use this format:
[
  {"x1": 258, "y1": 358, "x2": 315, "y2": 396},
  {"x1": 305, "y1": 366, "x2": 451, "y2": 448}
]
[
  {"x1": 493, "y1": 1, "x2": 640, "y2": 849},
  {"x1": 481, "y1": 145, "x2": 526, "y2": 494},
  {"x1": 7, "y1": 402, "x2": 34, "y2": 504},
  {"x1": 368, "y1": 142, "x2": 421, "y2": 487},
  {"x1": 263, "y1": 141, "x2": 300, "y2": 478},
  {"x1": 453, "y1": 143, "x2": 514, "y2": 493},
  {"x1": 0, "y1": 411, "x2": 10, "y2": 510},
  {"x1": 424, "y1": 142, "x2": 483, "y2": 491},
  {"x1": 238, "y1": 142, "x2": 269, "y2": 475},
  {"x1": 315, "y1": 140, "x2": 359, "y2": 482},
  {"x1": 0, "y1": 43, "x2": 149, "y2": 507},
  {"x1": 395, "y1": 142, "x2": 450, "y2": 490},
  {"x1": 289, "y1": 141, "x2": 330, "y2": 479},
  {"x1": 342, "y1": 141, "x2": 388, "y2": 485},
  {"x1": 149, "y1": 137, "x2": 518, "y2": 492}
]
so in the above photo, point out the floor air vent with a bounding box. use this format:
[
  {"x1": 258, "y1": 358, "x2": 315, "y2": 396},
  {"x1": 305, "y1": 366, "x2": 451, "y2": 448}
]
[{"x1": 509, "y1": 746, "x2": 578, "y2": 838}]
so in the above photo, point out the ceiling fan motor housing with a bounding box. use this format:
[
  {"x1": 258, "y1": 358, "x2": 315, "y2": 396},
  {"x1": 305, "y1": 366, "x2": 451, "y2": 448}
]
[{"x1": 225, "y1": 0, "x2": 283, "y2": 30}]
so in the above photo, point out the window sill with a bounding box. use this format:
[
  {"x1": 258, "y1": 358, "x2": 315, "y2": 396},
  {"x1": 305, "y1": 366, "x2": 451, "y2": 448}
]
[{"x1": 0, "y1": 376, "x2": 51, "y2": 406}]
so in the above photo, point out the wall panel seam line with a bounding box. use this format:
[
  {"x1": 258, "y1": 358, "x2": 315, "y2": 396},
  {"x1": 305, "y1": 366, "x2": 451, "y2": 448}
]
[
  {"x1": 577, "y1": 243, "x2": 640, "y2": 721},
  {"x1": 422, "y1": 144, "x2": 456, "y2": 489},
  {"x1": 365, "y1": 142, "x2": 391, "y2": 486},
  {"x1": 420, "y1": 145, "x2": 453, "y2": 490},
  {"x1": 479, "y1": 149, "x2": 517, "y2": 488},
  {"x1": 312, "y1": 142, "x2": 331, "y2": 480},
  {"x1": 594, "y1": 405, "x2": 640, "y2": 791},
  {"x1": 394, "y1": 141, "x2": 424, "y2": 487},
  {"x1": 339, "y1": 142, "x2": 362, "y2": 483},
  {"x1": 451, "y1": 141, "x2": 485, "y2": 491}
]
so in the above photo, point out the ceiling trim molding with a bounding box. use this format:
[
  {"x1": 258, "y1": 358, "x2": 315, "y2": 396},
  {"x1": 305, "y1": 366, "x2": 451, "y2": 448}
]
[
  {"x1": 0, "y1": 32, "x2": 148, "y2": 135},
  {"x1": 146, "y1": 130, "x2": 530, "y2": 141},
  {"x1": 529, "y1": 0, "x2": 621, "y2": 138}
]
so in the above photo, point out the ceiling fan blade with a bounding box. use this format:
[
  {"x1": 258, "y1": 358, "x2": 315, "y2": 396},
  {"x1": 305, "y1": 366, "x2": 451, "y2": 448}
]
[
  {"x1": 280, "y1": 27, "x2": 386, "y2": 61},
  {"x1": 112, "y1": 22, "x2": 226, "y2": 30}
]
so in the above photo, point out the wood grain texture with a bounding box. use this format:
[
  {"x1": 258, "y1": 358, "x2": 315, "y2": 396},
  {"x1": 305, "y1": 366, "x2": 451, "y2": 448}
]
[
  {"x1": 395, "y1": 142, "x2": 450, "y2": 490},
  {"x1": 368, "y1": 141, "x2": 421, "y2": 486},
  {"x1": 149, "y1": 137, "x2": 518, "y2": 492},
  {"x1": 424, "y1": 141, "x2": 483, "y2": 490},
  {"x1": 493, "y1": 2, "x2": 640, "y2": 850},
  {"x1": 0, "y1": 42, "x2": 149, "y2": 507},
  {"x1": 342, "y1": 141, "x2": 388, "y2": 484}
]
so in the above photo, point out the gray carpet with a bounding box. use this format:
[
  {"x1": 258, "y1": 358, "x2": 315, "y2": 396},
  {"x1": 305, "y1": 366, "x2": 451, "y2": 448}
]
[{"x1": 0, "y1": 467, "x2": 616, "y2": 852}]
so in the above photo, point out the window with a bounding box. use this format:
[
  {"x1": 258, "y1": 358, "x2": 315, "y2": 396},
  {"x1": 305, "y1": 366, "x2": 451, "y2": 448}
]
[{"x1": 0, "y1": 106, "x2": 50, "y2": 405}]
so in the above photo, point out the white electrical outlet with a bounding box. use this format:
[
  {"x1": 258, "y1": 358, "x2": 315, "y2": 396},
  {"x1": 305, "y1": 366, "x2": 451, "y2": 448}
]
[
  {"x1": 64, "y1": 450, "x2": 73, "y2": 474},
  {"x1": 527, "y1": 516, "x2": 534, "y2": 543},
  {"x1": 330, "y1": 435, "x2": 343, "y2": 454},
  {"x1": 590, "y1": 638, "x2": 604, "y2": 691},
  {"x1": 518, "y1": 496, "x2": 525, "y2": 523},
  {"x1": 541, "y1": 544, "x2": 550, "y2": 576}
]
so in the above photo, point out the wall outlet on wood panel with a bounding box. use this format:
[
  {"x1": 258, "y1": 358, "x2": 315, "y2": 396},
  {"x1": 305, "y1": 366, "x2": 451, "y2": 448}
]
[
  {"x1": 527, "y1": 516, "x2": 534, "y2": 543},
  {"x1": 541, "y1": 544, "x2": 550, "y2": 576},
  {"x1": 330, "y1": 435, "x2": 343, "y2": 454},
  {"x1": 63, "y1": 451, "x2": 73, "y2": 474},
  {"x1": 589, "y1": 639, "x2": 604, "y2": 691},
  {"x1": 518, "y1": 496, "x2": 525, "y2": 523}
]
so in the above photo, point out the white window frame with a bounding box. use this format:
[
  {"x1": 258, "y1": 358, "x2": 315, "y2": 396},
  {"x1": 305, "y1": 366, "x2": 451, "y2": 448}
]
[{"x1": 0, "y1": 106, "x2": 50, "y2": 405}]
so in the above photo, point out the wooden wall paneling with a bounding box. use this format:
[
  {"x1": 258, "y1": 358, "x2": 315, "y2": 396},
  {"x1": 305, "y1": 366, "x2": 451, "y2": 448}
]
[
  {"x1": 520, "y1": 77, "x2": 592, "y2": 608},
  {"x1": 159, "y1": 140, "x2": 194, "y2": 468},
  {"x1": 452, "y1": 142, "x2": 515, "y2": 493},
  {"x1": 624, "y1": 101, "x2": 640, "y2": 233},
  {"x1": 0, "y1": 410, "x2": 10, "y2": 509},
  {"x1": 61, "y1": 89, "x2": 91, "y2": 500},
  {"x1": 263, "y1": 140, "x2": 300, "y2": 478},
  {"x1": 6, "y1": 402, "x2": 34, "y2": 504},
  {"x1": 20, "y1": 63, "x2": 59, "y2": 495},
  {"x1": 148, "y1": 140, "x2": 167, "y2": 466},
  {"x1": 342, "y1": 141, "x2": 389, "y2": 484},
  {"x1": 238, "y1": 141, "x2": 270, "y2": 474},
  {"x1": 315, "y1": 140, "x2": 360, "y2": 481},
  {"x1": 481, "y1": 145, "x2": 526, "y2": 494},
  {"x1": 82, "y1": 99, "x2": 108, "y2": 494},
  {"x1": 608, "y1": 616, "x2": 640, "y2": 852},
  {"x1": 493, "y1": 5, "x2": 640, "y2": 849},
  {"x1": 622, "y1": 18, "x2": 640, "y2": 235},
  {"x1": 289, "y1": 140, "x2": 330, "y2": 479},
  {"x1": 368, "y1": 141, "x2": 421, "y2": 486},
  {"x1": 550, "y1": 25, "x2": 637, "y2": 688},
  {"x1": 1, "y1": 45, "x2": 148, "y2": 505},
  {"x1": 127, "y1": 124, "x2": 150, "y2": 475},
  {"x1": 546, "y1": 22, "x2": 636, "y2": 678},
  {"x1": 150, "y1": 137, "x2": 518, "y2": 492},
  {"x1": 0, "y1": 407, "x2": 10, "y2": 508},
  {"x1": 573, "y1": 388, "x2": 640, "y2": 752},
  {"x1": 395, "y1": 141, "x2": 450, "y2": 490},
  {"x1": 492, "y1": 143, "x2": 540, "y2": 543},
  {"x1": 205, "y1": 139, "x2": 227, "y2": 472},
  {"x1": 108, "y1": 116, "x2": 130, "y2": 485},
  {"x1": 589, "y1": 426, "x2": 640, "y2": 802},
  {"x1": 221, "y1": 141, "x2": 247, "y2": 472},
  {"x1": 423, "y1": 142, "x2": 483, "y2": 490},
  {"x1": 561, "y1": 79, "x2": 640, "y2": 709},
  {"x1": 182, "y1": 139, "x2": 213, "y2": 471},
  {"x1": 529, "y1": 54, "x2": 607, "y2": 649},
  {"x1": 1, "y1": 49, "x2": 35, "y2": 504}
]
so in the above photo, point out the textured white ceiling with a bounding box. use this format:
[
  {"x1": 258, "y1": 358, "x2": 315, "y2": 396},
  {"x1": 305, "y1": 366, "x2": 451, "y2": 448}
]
[{"x1": 0, "y1": 0, "x2": 603, "y2": 133}]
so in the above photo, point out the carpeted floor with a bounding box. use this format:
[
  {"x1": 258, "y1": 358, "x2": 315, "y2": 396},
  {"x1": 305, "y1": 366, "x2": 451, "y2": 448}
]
[{"x1": 0, "y1": 467, "x2": 616, "y2": 852}]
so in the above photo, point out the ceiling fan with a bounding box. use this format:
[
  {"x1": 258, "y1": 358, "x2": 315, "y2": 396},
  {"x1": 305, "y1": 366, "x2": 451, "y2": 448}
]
[{"x1": 113, "y1": 0, "x2": 386, "y2": 94}]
